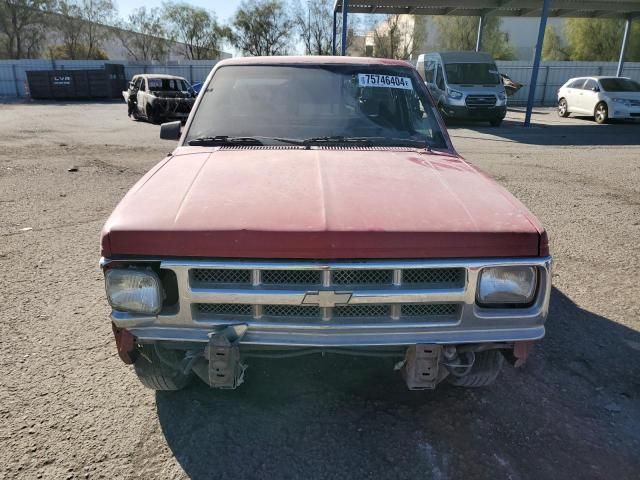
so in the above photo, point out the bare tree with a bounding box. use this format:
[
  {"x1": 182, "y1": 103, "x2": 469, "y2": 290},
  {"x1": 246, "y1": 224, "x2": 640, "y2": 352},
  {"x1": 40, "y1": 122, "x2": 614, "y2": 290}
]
[
  {"x1": 53, "y1": 0, "x2": 85, "y2": 59},
  {"x1": 372, "y1": 15, "x2": 426, "y2": 60},
  {"x1": 229, "y1": 0, "x2": 293, "y2": 56},
  {"x1": 335, "y1": 10, "x2": 361, "y2": 55},
  {"x1": 294, "y1": 0, "x2": 332, "y2": 55},
  {"x1": 163, "y1": 1, "x2": 225, "y2": 60},
  {"x1": 0, "y1": 0, "x2": 51, "y2": 58},
  {"x1": 49, "y1": 0, "x2": 115, "y2": 59},
  {"x1": 117, "y1": 7, "x2": 169, "y2": 61},
  {"x1": 79, "y1": 0, "x2": 116, "y2": 59}
]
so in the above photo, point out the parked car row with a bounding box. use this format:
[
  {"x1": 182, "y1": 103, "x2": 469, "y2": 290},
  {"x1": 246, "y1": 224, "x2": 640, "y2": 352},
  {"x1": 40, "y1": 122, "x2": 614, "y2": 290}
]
[{"x1": 122, "y1": 62, "x2": 640, "y2": 129}]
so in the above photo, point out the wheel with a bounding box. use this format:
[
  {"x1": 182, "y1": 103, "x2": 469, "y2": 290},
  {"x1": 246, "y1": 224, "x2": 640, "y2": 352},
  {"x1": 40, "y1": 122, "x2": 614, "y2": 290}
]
[
  {"x1": 133, "y1": 344, "x2": 192, "y2": 391},
  {"x1": 147, "y1": 106, "x2": 163, "y2": 124},
  {"x1": 558, "y1": 98, "x2": 570, "y2": 118},
  {"x1": 447, "y1": 350, "x2": 504, "y2": 388},
  {"x1": 594, "y1": 102, "x2": 608, "y2": 124},
  {"x1": 489, "y1": 118, "x2": 503, "y2": 127}
]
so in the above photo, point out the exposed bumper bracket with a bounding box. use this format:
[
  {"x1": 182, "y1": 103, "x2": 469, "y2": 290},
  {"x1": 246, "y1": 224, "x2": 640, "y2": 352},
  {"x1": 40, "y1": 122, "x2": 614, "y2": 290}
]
[
  {"x1": 402, "y1": 344, "x2": 446, "y2": 390},
  {"x1": 205, "y1": 324, "x2": 248, "y2": 389}
]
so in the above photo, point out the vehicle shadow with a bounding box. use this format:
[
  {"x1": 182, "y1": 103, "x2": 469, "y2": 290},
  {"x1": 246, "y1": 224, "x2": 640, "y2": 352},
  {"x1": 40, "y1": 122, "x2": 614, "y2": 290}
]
[
  {"x1": 446, "y1": 113, "x2": 640, "y2": 147},
  {"x1": 156, "y1": 287, "x2": 640, "y2": 480}
]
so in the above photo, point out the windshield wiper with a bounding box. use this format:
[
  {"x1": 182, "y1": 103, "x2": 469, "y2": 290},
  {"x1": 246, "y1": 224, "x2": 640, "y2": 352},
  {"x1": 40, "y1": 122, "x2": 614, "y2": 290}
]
[
  {"x1": 188, "y1": 135, "x2": 264, "y2": 146},
  {"x1": 265, "y1": 135, "x2": 373, "y2": 147},
  {"x1": 273, "y1": 136, "x2": 430, "y2": 149}
]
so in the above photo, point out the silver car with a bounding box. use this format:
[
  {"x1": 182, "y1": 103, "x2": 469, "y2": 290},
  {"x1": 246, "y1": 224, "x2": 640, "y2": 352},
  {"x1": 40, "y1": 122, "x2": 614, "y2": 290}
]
[
  {"x1": 557, "y1": 76, "x2": 640, "y2": 124},
  {"x1": 416, "y1": 51, "x2": 508, "y2": 127}
]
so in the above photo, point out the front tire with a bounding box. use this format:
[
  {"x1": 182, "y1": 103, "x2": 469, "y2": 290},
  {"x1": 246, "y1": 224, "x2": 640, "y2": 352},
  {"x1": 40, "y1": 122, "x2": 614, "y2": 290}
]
[
  {"x1": 133, "y1": 345, "x2": 192, "y2": 391},
  {"x1": 594, "y1": 102, "x2": 609, "y2": 124},
  {"x1": 147, "y1": 105, "x2": 163, "y2": 125},
  {"x1": 489, "y1": 118, "x2": 503, "y2": 127},
  {"x1": 558, "y1": 98, "x2": 570, "y2": 118},
  {"x1": 447, "y1": 350, "x2": 504, "y2": 388}
]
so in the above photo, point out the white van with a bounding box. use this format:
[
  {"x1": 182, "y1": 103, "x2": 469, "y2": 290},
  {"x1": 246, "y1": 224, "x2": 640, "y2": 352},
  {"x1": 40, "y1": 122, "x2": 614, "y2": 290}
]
[{"x1": 416, "y1": 52, "x2": 507, "y2": 126}]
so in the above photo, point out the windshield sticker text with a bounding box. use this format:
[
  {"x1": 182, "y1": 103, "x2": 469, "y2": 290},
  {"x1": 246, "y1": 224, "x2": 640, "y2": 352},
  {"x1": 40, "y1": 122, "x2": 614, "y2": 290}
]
[{"x1": 358, "y1": 74, "x2": 413, "y2": 90}]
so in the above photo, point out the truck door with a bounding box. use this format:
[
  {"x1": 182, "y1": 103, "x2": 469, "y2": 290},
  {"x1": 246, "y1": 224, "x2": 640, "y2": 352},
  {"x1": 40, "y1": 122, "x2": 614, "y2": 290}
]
[{"x1": 137, "y1": 78, "x2": 147, "y2": 115}]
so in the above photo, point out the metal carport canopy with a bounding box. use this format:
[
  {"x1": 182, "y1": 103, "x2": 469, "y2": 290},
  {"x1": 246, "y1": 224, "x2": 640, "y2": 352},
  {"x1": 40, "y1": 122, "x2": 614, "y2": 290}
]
[{"x1": 333, "y1": 0, "x2": 640, "y2": 126}]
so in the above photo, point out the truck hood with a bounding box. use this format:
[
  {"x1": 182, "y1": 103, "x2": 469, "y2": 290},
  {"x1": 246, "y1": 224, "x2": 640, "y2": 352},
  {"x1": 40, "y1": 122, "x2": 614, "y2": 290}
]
[{"x1": 101, "y1": 147, "x2": 544, "y2": 259}]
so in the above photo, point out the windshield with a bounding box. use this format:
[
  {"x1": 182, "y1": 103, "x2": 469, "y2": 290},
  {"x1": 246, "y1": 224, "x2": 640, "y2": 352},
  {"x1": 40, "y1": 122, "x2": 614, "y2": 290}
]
[
  {"x1": 148, "y1": 78, "x2": 190, "y2": 91},
  {"x1": 185, "y1": 65, "x2": 448, "y2": 149},
  {"x1": 444, "y1": 63, "x2": 500, "y2": 85},
  {"x1": 599, "y1": 78, "x2": 640, "y2": 92}
]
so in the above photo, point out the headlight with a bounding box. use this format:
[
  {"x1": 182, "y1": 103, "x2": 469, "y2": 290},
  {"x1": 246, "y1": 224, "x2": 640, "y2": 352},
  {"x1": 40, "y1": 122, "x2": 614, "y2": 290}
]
[
  {"x1": 105, "y1": 269, "x2": 162, "y2": 315},
  {"x1": 477, "y1": 266, "x2": 537, "y2": 306},
  {"x1": 612, "y1": 98, "x2": 632, "y2": 106},
  {"x1": 447, "y1": 88, "x2": 463, "y2": 100}
]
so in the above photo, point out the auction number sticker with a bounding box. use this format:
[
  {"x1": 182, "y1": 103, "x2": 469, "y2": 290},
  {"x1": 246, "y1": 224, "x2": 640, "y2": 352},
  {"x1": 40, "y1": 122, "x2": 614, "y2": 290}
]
[{"x1": 358, "y1": 74, "x2": 413, "y2": 90}]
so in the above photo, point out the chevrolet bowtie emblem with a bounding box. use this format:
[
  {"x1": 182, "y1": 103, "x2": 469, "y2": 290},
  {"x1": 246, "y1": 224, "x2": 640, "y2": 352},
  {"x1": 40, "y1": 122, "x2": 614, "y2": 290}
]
[{"x1": 302, "y1": 291, "x2": 352, "y2": 308}]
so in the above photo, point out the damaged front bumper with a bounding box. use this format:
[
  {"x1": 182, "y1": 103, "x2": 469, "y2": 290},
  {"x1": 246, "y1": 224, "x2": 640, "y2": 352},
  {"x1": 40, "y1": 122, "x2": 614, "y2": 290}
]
[
  {"x1": 105, "y1": 256, "x2": 551, "y2": 390},
  {"x1": 150, "y1": 97, "x2": 195, "y2": 119}
]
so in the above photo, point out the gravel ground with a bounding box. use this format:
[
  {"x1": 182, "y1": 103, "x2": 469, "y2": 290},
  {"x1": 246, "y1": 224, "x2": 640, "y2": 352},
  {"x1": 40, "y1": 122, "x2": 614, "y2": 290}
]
[{"x1": 0, "y1": 102, "x2": 638, "y2": 480}]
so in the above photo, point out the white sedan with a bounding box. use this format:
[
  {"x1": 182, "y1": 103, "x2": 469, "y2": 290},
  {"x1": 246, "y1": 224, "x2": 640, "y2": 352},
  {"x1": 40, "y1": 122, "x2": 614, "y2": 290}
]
[{"x1": 557, "y1": 76, "x2": 640, "y2": 124}]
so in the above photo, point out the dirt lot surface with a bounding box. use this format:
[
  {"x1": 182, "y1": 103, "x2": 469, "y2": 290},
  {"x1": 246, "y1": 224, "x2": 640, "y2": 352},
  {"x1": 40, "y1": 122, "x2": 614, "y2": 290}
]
[{"x1": 1, "y1": 102, "x2": 639, "y2": 480}]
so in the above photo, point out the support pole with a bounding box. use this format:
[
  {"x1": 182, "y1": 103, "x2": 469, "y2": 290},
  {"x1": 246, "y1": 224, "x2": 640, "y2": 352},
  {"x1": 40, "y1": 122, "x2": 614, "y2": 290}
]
[
  {"x1": 476, "y1": 15, "x2": 485, "y2": 52},
  {"x1": 617, "y1": 19, "x2": 631, "y2": 77},
  {"x1": 12, "y1": 64, "x2": 20, "y2": 98},
  {"x1": 332, "y1": 11, "x2": 337, "y2": 55},
  {"x1": 524, "y1": 0, "x2": 551, "y2": 127},
  {"x1": 341, "y1": 0, "x2": 349, "y2": 56}
]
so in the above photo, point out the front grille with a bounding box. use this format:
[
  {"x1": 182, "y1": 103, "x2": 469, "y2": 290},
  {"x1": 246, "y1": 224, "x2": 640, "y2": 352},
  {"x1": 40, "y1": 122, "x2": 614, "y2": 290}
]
[
  {"x1": 465, "y1": 94, "x2": 497, "y2": 108},
  {"x1": 189, "y1": 265, "x2": 465, "y2": 324},
  {"x1": 190, "y1": 268, "x2": 463, "y2": 289},
  {"x1": 402, "y1": 268, "x2": 464, "y2": 286},
  {"x1": 333, "y1": 304, "x2": 391, "y2": 318},
  {"x1": 195, "y1": 303, "x2": 459, "y2": 321},
  {"x1": 192, "y1": 269, "x2": 250, "y2": 285},
  {"x1": 332, "y1": 269, "x2": 393, "y2": 285},
  {"x1": 401, "y1": 304, "x2": 458, "y2": 317},
  {"x1": 196, "y1": 303, "x2": 253, "y2": 316},
  {"x1": 262, "y1": 270, "x2": 321, "y2": 285},
  {"x1": 263, "y1": 305, "x2": 320, "y2": 318}
]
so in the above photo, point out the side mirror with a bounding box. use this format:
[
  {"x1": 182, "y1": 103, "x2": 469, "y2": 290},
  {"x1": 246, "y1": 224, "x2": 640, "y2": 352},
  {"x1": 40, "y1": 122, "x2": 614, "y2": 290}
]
[
  {"x1": 160, "y1": 121, "x2": 182, "y2": 140},
  {"x1": 592, "y1": 86, "x2": 600, "y2": 92}
]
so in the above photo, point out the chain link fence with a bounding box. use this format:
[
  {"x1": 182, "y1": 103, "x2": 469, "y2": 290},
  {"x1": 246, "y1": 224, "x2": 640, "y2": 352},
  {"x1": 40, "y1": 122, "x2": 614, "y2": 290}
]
[
  {"x1": 2, "y1": 59, "x2": 640, "y2": 105},
  {"x1": 0, "y1": 59, "x2": 220, "y2": 98}
]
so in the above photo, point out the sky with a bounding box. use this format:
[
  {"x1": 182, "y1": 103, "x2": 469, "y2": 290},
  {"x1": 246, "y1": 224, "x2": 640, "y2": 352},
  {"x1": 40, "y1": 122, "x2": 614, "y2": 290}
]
[{"x1": 115, "y1": 0, "x2": 244, "y2": 22}]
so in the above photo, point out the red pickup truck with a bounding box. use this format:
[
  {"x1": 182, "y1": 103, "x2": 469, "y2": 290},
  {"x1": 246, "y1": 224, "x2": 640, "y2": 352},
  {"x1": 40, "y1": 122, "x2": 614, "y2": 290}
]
[{"x1": 101, "y1": 57, "x2": 551, "y2": 391}]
